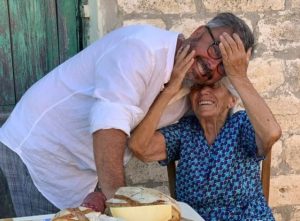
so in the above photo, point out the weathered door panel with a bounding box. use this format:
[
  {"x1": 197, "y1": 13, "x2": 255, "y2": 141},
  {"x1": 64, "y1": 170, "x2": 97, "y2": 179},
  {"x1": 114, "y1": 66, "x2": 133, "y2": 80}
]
[
  {"x1": 44, "y1": 0, "x2": 60, "y2": 71},
  {"x1": 0, "y1": 0, "x2": 85, "y2": 218},
  {"x1": 9, "y1": 0, "x2": 59, "y2": 101},
  {"x1": 0, "y1": 0, "x2": 14, "y2": 107},
  {"x1": 0, "y1": 0, "x2": 83, "y2": 113},
  {"x1": 57, "y1": 0, "x2": 79, "y2": 62}
]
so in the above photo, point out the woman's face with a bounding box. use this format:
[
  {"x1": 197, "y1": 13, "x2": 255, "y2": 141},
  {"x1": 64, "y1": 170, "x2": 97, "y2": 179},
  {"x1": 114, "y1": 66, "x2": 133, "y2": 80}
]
[{"x1": 189, "y1": 82, "x2": 236, "y2": 119}]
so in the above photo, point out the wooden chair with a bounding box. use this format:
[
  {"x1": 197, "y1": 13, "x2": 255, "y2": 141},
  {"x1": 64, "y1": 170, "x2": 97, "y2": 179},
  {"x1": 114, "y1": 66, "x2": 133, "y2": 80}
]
[
  {"x1": 261, "y1": 151, "x2": 272, "y2": 203},
  {"x1": 167, "y1": 151, "x2": 272, "y2": 204}
]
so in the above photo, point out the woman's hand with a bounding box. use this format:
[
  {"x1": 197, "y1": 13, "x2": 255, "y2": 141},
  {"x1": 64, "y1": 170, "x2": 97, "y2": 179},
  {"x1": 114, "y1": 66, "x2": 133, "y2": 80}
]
[
  {"x1": 165, "y1": 45, "x2": 195, "y2": 94},
  {"x1": 219, "y1": 32, "x2": 251, "y2": 79}
]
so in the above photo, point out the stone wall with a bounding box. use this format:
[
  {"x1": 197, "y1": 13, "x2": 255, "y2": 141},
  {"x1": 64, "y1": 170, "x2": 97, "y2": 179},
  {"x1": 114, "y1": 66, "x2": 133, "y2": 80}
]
[{"x1": 90, "y1": 0, "x2": 300, "y2": 220}]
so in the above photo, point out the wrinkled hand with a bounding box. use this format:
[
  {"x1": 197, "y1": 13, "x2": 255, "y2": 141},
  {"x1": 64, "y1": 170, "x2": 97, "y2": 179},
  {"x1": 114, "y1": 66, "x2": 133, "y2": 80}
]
[
  {"x1": 81, "y1": 192, "x2": 107, "y2": 213},
  {"x1": 219, "y1": 32, "x2": 252, "y2": 78},
  {"x1": 165, "y1": 45, "x2": 195, "y2": 93}
]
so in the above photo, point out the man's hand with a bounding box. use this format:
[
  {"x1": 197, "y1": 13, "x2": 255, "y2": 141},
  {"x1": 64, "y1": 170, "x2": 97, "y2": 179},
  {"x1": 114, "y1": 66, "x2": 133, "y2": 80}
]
[
  {"x1": 81, "y1": 192, "x2": 107, "y2": 213},
  {"x1": 219, "y1": 32, "x2": 251, "y2": 79}
]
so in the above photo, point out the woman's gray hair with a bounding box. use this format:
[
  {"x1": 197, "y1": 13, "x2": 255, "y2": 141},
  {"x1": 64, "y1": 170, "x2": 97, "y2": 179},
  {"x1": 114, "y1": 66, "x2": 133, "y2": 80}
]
[
  {"x1": 220, "y1": 77, "x2": 244, "y2": 115},
  {"x1": 207, "y1": 12, "x2": 254, "y2": 52}
]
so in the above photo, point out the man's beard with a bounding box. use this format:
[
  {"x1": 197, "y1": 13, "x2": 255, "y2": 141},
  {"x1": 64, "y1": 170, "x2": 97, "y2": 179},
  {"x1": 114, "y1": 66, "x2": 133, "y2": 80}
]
[
  {"x1": 197, "y1": 57, "x2": 213, "y2": 80},
  {"x1": 187, "y1": 38, "x2": 213, "y2": 80},
  {"x1": 182, "y1": 76, "x2": 194, "y2": 88},
  {"x1": 183, "y1": 57, "x2": 213, "y2": 87}
]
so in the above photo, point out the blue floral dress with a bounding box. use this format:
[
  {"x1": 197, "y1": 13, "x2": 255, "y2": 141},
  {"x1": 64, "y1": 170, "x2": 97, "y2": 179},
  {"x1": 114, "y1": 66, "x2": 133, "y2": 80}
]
[{"x1": 160, "y1": 111, "x2": 274, "y2": 221}]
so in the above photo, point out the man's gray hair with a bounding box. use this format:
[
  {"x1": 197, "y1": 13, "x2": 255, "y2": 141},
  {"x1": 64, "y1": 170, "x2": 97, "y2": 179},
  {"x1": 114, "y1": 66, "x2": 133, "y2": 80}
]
[{"x1": 207, "y1": 12, "x2": 254, "y2": 51}]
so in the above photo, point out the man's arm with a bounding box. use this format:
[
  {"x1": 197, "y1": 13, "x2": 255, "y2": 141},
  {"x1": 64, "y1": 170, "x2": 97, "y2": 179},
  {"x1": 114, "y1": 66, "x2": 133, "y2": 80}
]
[
  {"x1": 93, "y1": 129, "x2": 127, "y2": 199},
  {"x1": 81, "y1": 129, "x2": 126, "y2": 212},
  {"x1": 81, "y1": 40, "x2": 154, "y2": 211}
]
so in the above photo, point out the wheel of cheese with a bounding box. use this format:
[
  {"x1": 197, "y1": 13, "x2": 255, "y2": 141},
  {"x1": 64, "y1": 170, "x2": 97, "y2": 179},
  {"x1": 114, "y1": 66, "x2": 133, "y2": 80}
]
[{"x1": 106, "y1": 187, "x2": 181, "y2": 221}]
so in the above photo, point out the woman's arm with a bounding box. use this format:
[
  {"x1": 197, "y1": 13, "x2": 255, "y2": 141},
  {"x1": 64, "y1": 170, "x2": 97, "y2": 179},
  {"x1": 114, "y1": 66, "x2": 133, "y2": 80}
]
[
  {"x1": 219, "y1": 32, "x2": 282, "y2": 156},
  {"x1": 231, "y1": 76, "x2": 281, "y2": 156},
  {"x1": 128, "y1": 45, "x2": 194, "y2": 162}
]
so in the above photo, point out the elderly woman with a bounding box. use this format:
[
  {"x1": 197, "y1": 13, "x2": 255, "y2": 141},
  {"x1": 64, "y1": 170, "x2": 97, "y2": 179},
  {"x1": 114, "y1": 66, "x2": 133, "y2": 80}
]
[{"x1": 128, "y1": 33, "x2": 281, "y2": 220}]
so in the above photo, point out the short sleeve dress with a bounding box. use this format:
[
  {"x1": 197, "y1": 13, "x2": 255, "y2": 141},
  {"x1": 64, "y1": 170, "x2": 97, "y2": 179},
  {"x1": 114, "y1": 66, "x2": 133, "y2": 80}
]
[{"x1": 159, "y1": 111, "x2": 274, "y2": 221}]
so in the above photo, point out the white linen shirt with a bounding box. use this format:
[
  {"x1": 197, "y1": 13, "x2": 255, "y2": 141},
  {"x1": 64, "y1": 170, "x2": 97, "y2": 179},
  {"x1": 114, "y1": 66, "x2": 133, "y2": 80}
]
[{"x1": 0, "y1": 25, "x2": 189, "y2": 209}]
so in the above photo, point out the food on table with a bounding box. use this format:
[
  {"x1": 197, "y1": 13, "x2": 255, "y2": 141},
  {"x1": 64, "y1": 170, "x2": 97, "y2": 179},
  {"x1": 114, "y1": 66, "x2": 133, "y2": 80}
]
[
  {"x1": 52, "y1": 187, "x2": 181, "y2": 221},
  {"x1": 52, "y1": 207, "x2": 98, "y2": 221},
  {"x1": 52, "y1": 206, "x2": 122, "y2": 221},
  {"x1": 106, "y1": 187, "x2": 181, "y2": 221}
]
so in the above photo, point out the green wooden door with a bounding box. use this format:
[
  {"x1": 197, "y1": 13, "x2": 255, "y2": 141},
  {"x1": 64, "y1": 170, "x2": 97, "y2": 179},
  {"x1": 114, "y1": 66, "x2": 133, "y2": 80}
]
[
  {"x1": 0, "y1": 0, "x2": 87, "y2": 218},
  {"x1": 0, "y1": 0, "x2": 86, "y2": 117}
]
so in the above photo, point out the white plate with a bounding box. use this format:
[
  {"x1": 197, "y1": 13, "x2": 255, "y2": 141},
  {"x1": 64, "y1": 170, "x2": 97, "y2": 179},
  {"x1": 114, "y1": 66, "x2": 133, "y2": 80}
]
[
  {"x1": 178, "y1": 201, "x2": 205, "y2": 221},
  {"x1": 1, "y1": 203, "x2": 205, "y2": 221},
  {"x1": 0, "y1": 214, "x2": 54, "y2": 221}
]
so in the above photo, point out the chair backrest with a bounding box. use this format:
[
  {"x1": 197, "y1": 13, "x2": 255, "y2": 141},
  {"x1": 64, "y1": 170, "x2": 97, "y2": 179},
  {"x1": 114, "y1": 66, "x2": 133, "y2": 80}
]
[
  {"x1": 167, "y1": 162, "x2": 177, "y2": 199},
  {"x1": 167, "y1": 152, "x2": 272, "y2": 204},
  {"x1": 261, "y1": 151, "x2": 271, "y2": 203}
]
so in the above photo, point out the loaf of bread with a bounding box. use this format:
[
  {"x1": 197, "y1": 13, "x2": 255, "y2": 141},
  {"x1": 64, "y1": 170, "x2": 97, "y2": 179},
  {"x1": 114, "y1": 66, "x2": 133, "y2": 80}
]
[
  {"x1": 52, "y1": 207, "x2": 100, "y2": 221},
  {"x1": 52, "y1": 207, "x2": 122, "y2": 221},
  {"x1": 106, "y1": 187, "x2": 181, "y2": 221}
]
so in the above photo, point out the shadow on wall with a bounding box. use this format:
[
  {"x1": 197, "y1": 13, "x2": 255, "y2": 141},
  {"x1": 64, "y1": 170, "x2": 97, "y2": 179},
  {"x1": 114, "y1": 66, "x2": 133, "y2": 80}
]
[{"x1": 0, "y1": 168, "x2": 15, "y2": 218}]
